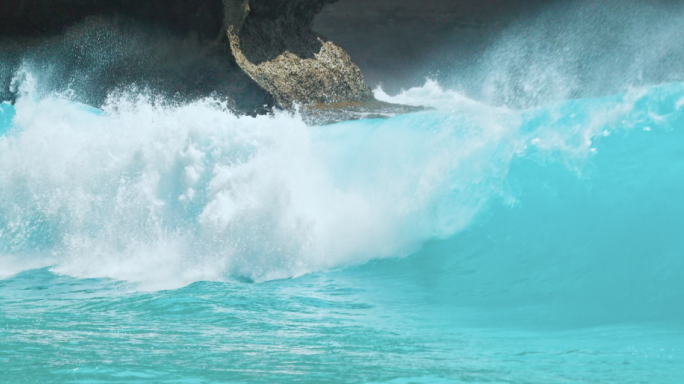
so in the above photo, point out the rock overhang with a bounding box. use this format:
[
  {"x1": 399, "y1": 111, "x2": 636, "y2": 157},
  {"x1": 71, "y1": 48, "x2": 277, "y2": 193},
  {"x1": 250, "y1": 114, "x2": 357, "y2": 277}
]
[
  {"x1": 1, "y1": 0, "x2": 407, "y2": 121},
  {"x1": 0, "y1": 0, "x2": 441, "y2": 121}
]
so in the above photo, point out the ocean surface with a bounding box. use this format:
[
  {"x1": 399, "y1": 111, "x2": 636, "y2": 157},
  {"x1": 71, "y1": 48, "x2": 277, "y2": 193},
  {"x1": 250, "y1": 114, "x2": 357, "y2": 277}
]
[{"x1": 1, "y1": 75, "x2": 684, "y2": 383}]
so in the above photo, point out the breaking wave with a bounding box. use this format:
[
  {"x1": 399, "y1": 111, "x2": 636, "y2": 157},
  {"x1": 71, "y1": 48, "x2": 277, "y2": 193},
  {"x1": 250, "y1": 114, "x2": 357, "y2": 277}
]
[{"x1": 1, "y1": 73, "x2": 683, "y2": 292}]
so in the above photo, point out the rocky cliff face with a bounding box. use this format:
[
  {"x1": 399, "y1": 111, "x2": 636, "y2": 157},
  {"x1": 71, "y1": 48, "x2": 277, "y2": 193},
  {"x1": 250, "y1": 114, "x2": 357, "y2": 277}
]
[
  {"x1": 0, "y1": 0, "x2": 268, "y2": 113},
  {"x1": 0, "y1": 0, "x2": 377, "y2": 117},
  {"x1": 0, "y1": 0, "x2": 554, "y2": 118},
  {"x1": 226, "y1": 0, "x2": 373, "y2": 108}
]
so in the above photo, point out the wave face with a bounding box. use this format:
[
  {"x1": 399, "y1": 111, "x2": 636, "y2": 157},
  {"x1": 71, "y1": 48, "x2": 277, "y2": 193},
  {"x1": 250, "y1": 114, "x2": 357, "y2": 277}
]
[
  {"x1": 2, "y1": 76, "x2": 684, "y2": 288},
  {"x1": 375, "y1": 81, "x2": 684, "y2": 324},
  {"x1": 2, "y1": 76, "x2": 684, "y2": 383}
]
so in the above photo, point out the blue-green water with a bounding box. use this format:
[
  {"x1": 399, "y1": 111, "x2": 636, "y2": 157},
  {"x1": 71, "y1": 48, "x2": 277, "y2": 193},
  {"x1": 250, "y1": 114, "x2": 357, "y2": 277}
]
[
  {"x1": 0, "y1": 102, "x2": 15, "y2": 136},
  {"x1": 1, "y1": 81, "x2": 684, "y2": 383}
]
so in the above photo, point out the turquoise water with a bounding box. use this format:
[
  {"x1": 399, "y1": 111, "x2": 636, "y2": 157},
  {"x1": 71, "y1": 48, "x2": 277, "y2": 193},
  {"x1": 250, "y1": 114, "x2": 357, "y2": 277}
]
[
  {"x1": 0, "y1": 102, "x2": 15, "y2": 136},
  {"x1": 1, "y1": 81, "x2": 684, "y2": 383}
]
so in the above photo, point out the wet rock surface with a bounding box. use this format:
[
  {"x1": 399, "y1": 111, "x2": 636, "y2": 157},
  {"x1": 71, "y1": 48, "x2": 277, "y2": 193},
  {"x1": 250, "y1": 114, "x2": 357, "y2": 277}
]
[
  {"x1": 0, "y1": 0, "x2": 224, "y2": 39},
  {"x1": 233, "y1": 0, "x2": 335, "y2": 65},
  {"x1": 0, "y1": 0, "x2": 555, "y2": 121},
  {"x1": 0, "y1": 17, "x2": 274, "y2": 115},
  {"x1": 0, "y1": 0, "x2": 273, "y2": 114},
  {"x1": 227, "y1": 0, "x2": 373, "y2": 108},
  {"x1": 229, "y1": 29, "x2": 373, "y2": 108},
  {"x1": 301, "y1": 99, "x2": 428, "y2": 126},
  {"x1": 0, "y1": 0, "x2": 390, "y2": 119}
]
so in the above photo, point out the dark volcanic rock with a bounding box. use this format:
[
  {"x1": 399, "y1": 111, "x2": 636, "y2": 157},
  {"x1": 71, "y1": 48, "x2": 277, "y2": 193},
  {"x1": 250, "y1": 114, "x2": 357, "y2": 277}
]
[
  {"x1": 0, "y1": 0, "x2": 274, "y2": 114},
  {"x1": 0, "y1": 0, "x2": 422, "y2": 120},
  {"x1": 233, "y1": 0, "x2": 336, "y2": 64},
  {"x1": 0, "y1": 0, "x2": 224, "y2": 39},
  {"x1": 226, "y1": 0, "x2": 374, "y2": 108}
]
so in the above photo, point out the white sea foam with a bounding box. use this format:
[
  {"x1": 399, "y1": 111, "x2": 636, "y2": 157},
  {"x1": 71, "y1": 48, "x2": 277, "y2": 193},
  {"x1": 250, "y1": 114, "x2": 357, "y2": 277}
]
[
  {"x1": 0, "y1": 73, "x2": 672, "y2": 289},
  {"x1": 374, "y1": 79, "x2": 493, "y2": 112}
]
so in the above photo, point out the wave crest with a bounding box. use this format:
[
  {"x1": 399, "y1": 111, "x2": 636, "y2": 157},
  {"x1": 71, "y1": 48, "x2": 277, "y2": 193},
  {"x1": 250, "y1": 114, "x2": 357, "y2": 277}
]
[{"x1": 1, "y1": 77, "x2": 682, "y2": 289}]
